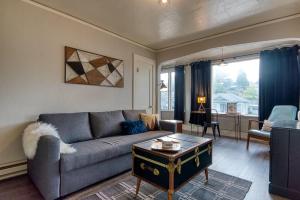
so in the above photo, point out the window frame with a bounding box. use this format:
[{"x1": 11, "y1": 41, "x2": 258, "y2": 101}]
[{"x1": 160, "y1": 68, "x2": 175, "y2": 111}]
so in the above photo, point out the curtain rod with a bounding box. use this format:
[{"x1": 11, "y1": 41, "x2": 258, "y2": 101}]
[
  {"x1": 162, "y1": 52, "x2": 259, "y2": 69},
  {"x1": 210, "y1": 52, "x2": 259, "y2": 63},
  {"x1": 210, "y1": 44, "x2": 300, "y2": 63}
]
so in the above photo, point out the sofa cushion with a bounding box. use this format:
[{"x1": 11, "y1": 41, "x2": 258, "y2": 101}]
[
  {"x1": 60, "y1": 131, "x2": 171, "y2": 172},
  {"x1": 90, "y1": 111, "x2": 125, "y2": 138},
  {"x1": 61, "y1": 139, "x2": 121, "y2": 172},
  {"x1": 39, "y1": 112, "x2": 92, "y2": 143},
  {"x1": 122, "y1": 110, "x2": 146, "y2": 121},
  {"x1": 100, "y1": 131, "x2": 171, "y2": 156},
  {"x1": 261, "y1": 120, "x2": 272, "y2": 132}
]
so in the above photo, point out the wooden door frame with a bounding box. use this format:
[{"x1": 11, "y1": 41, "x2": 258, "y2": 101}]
[{"x1": 133, "y1": 54, "x2": 156, "y2": 113}]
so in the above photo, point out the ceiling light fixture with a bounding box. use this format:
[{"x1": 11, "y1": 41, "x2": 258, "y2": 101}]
[
  {"x1": 220, "y1": 47, "x2": 227, "y2": 67},
  {"x1": 159, "y1": 0, "x2": 170, "y2": 6}
]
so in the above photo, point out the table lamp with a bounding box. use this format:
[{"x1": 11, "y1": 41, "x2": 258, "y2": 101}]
[{"x1": 197, "y1": 96, "x2": 206, "y2": 113}]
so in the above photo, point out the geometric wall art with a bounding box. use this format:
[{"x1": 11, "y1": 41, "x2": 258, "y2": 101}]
[{"x1": 65, "y1": 46, "x2": 124, "y2": 87}]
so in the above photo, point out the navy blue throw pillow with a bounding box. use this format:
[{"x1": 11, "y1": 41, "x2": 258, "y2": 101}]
[{"x1": 121, "y1": 120, "x2": 148, "y2": 134}]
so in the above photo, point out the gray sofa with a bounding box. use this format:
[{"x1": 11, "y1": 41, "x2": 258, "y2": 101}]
[{"x1": 27, "y1": 110, "x2": 176, "y2": 200}]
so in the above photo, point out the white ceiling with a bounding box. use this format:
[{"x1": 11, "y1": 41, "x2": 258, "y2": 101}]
[{"x1": 33, "y1": 0, "x2": 300, "y2": 50}]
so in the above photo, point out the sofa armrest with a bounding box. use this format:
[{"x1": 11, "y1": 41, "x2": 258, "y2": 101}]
[
  {"x1": 27, "y1": 135, "x2": 60, "y2": 200},
  {"x1": 159, "y1": 120, "x2": 177, "y2": 133}
]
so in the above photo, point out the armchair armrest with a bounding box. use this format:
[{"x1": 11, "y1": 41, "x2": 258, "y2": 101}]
[
  {"x1": 248, "y1": 119, "x2": 264, "y2": 130},
  {"x1": 159, "y1": 120, "x2": 177, "y2": 133},
  {"x1": 27, "y1": 135, "x2": 60, "y2": 200}
]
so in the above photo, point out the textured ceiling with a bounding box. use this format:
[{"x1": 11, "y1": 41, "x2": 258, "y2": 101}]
[{"x1": 33, "y1": 0, "x2": 300, "y2": 50}]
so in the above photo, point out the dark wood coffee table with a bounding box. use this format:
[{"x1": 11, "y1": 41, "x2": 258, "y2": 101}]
[{"x1": 132, "y1": 134, "x2": 213, "y2": 200}]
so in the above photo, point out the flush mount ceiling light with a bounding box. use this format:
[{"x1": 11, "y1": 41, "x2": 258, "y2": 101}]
[{"x1": 159, "y1": 0, "x2": 170, "y2": 6}]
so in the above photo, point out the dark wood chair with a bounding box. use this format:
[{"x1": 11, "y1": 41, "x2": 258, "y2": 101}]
[
  {"x1": 202, "y1": 108, "x2": 221, "y2": 139},
  {"x1": 246, "y1": 119, "x2": 269, "y2": 150}
]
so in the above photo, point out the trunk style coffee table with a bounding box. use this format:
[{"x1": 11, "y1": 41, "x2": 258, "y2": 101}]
[{"x1": 132, "y1": 134, "x2": 213, "y2": 200}]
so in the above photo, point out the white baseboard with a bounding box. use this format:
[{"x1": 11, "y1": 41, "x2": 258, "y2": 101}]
[{"x1": 0, "y1": 160, "x2": 27, "y2": 180}]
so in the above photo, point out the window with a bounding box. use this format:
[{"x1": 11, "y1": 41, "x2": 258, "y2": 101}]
[
  {"x1": 170, "y1": 72, "x2": 175, "y2": 110},
  {"x1": 212, "y1": 58, "x2": 259, "y2": 116},
  {"x1": 160, "y1": 73, "x2": 169, "y2": 110},
  {"x1": 160, "y1": 70, "x2": 175, "y2": 111}
]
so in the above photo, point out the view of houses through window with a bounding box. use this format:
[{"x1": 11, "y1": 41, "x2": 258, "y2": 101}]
[
  {"x1": 212, "y1": 58, "x2": 259, "y2": 115},
  {"x1": 160, "y1": 58, "x2": 259, "y2": 115}
]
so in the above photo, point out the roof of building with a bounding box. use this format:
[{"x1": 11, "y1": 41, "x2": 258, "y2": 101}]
[{"x1": 213, "y1": 93, "x2": 249, "y2": 103}]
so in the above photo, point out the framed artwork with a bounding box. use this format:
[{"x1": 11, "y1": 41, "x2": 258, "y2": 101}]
[
  {"x1": 227, "y1": 102, "x2": 237, "y2": 113},
  {"x1": 65, "y1": 46, "x2": 124, "y2": 87}
]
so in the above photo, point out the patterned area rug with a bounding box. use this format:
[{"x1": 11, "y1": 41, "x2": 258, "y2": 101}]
[{"x1": 83, "y1": 169, "x2": 252, "y2": 200}]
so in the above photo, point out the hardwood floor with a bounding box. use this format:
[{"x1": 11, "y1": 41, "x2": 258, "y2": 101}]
[
  {"x1": 205, "y1": 134, "x2": 287, "y2": 200},
  {"x1": 0, "y1": 133, "x2": 287, "y2": 200},
  {"x1": 0, "y1": 174, "x2": 42, "y2": 200}
]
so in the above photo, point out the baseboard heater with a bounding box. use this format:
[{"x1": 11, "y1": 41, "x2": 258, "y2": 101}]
[{"x1": 0, "y1": 160, "x2": 27, "y2": 180}]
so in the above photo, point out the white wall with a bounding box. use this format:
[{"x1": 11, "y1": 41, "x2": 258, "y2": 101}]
[{"x1": 0, "y1": 0, "x2": 155, "y2": 165}]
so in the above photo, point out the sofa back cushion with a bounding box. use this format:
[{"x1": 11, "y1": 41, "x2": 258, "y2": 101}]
[
  {"x1": 122, "y1": 110, "x2": 146, "y2": 121},
  {"x1": 90, "y1": 110, "x2": 125, "y2": 138},
  {"x1": 39, "y1": 112, "x2": 93, "y2": 143}
]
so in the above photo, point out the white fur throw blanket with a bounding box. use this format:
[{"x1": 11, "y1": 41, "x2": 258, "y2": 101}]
[{"x1": 23, "y1": 122, "x2": 76, "y2": 159}]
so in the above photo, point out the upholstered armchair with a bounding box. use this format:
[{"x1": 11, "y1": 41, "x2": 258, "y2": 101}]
[{"x1": 247, "y1": 105, "x2": 297, "y2": 150}]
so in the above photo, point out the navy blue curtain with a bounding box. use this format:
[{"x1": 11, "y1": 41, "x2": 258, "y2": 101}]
[
  {"x1": 189, "y1": 61, "x2": 212, "y2": 125},
  {"x1": 174, "y1": 65, "x2": 185, "y2": 121},
  {"x1": 259, "y1": 45, "x2": 299, "y2": 121}
]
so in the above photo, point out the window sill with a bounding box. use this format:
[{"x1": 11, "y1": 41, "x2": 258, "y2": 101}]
[{"x1": 215, "y1": 113, "x2": 258, "y2": 117}]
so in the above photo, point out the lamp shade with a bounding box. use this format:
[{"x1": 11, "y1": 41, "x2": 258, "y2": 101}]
[
  {"x1": 197, "y1": 96, "x2": 206, "y2": 104},
  {"x1": 160, "y1": 81, "x2": 168, "y2": 91}
]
